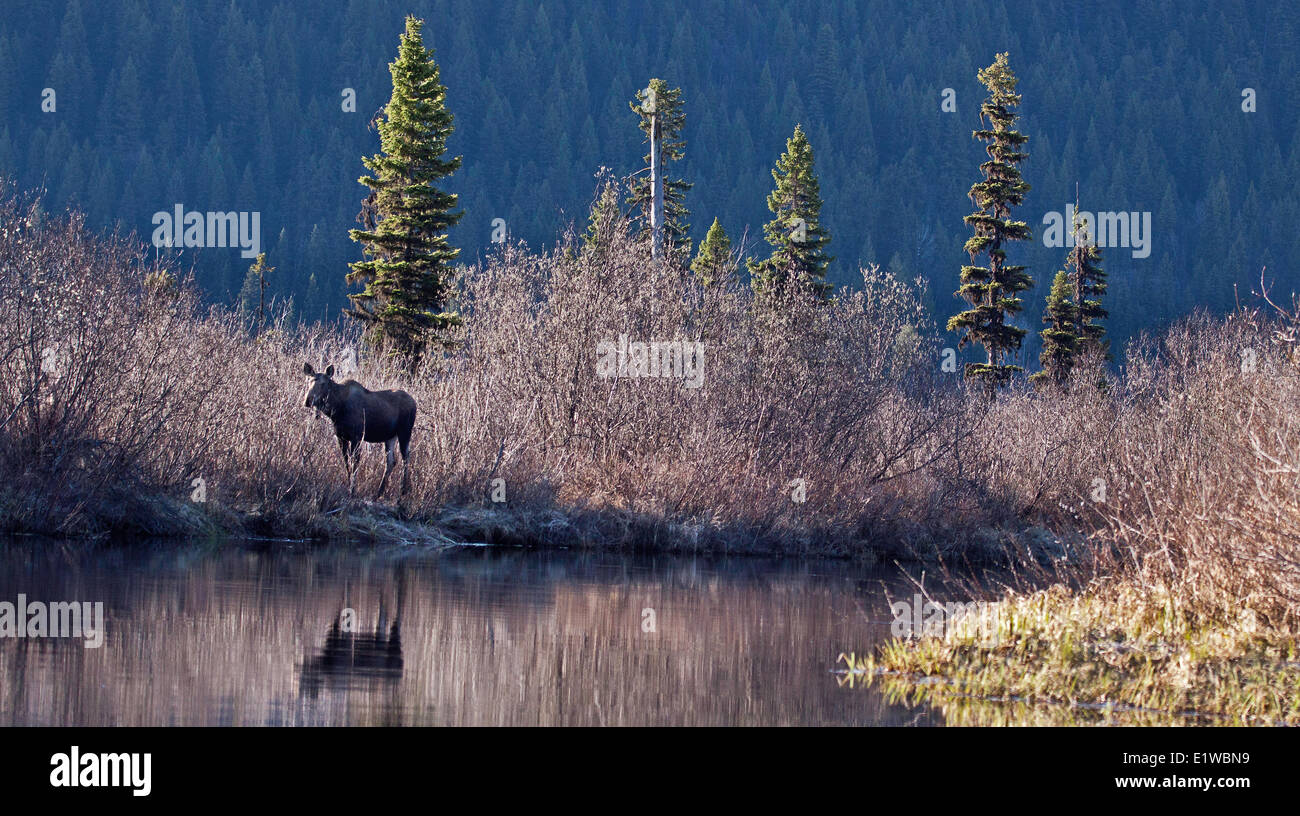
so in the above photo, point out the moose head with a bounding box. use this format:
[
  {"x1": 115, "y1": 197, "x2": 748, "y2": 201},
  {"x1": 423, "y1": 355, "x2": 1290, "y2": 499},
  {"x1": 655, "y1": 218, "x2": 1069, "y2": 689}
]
[{"x1": 303, "y1": 362, "x2": 337, "y2": 414}]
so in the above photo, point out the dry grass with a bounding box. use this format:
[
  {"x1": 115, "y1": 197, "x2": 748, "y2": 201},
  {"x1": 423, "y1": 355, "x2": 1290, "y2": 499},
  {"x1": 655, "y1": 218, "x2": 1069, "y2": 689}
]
[
  {"x1": 0, "y1": 186, "x2": 985, "y2": 555},
  {"x1": 4, "y1": 181, "x2": 1300, "y2": 628}
]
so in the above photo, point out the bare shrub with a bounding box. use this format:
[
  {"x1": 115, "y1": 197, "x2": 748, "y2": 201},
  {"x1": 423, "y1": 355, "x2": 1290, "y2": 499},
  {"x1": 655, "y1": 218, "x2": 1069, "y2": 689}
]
[
  {"x1": 9, "y1": 181, "x2": 1296, "y2": 615},
  {"x1": 1094, "y1": 310, "x2": 1300, "y2": 631},
  {"x1": 0, "y1": 188, "x2": 960, "y2": 550}
]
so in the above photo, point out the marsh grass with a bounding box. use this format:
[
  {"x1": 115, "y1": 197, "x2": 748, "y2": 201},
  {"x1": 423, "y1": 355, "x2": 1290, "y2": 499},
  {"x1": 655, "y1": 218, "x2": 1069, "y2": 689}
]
[
  {"x1": 861, "y1": 581, "x2": 1300, "y2": 724},
  {"x1": 857, "y1": 309, "x2": 1300, "y2": 723}
]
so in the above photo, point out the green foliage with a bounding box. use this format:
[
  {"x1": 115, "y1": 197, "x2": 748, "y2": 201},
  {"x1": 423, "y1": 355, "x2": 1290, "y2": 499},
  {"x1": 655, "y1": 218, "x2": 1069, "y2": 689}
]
[
  {"x1": 1031, "y1": 211, "x2": 1111, "y2": 386},
  {"x1": 2, "y1": 0, "x2": 1295, "y2": 363},
  {"x1": 1068, "y1": 215, "x2": 1110, "y2": 360},
  {"x1": 1030, "y1": 270, "x2": 1079, "y2": 387},
  {"x1": 947, "y1": 53, "x2": 1033, "y2": 390},
  {"x1": 582, "y1": 178, "x2": 625, "y2": 256},
  {"x1": 747, "y1": 124, "x2": 833, "y2": 303},
  {"x1": 347, "y1": 16, "x2": 463, "y2": 369},
  {"x1": 691, "y1": 217, "x2": 733, "y2": 285}
]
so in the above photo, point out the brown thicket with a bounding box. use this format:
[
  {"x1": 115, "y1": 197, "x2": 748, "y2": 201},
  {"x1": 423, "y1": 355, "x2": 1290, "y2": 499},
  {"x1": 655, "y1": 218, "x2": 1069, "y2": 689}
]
[{"x1": 2, "y1": 188, "x2": 1298, "y2": 629}]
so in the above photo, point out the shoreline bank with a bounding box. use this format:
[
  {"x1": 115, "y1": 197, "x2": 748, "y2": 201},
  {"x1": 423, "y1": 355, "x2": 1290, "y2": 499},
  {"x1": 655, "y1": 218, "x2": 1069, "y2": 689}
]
[{"x1": 0, "y1": 484, "x2": 1081, "y2": 567}]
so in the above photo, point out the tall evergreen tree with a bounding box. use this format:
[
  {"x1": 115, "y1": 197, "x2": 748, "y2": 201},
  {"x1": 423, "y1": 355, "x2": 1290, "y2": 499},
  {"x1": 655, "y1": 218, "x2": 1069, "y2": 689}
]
[
  {"x1": 948, "y1": 53, "x2": 1033, "y2": 389},
  {"x1": 628, "y1": 78, "x2": 691, "y2": 261},
  {"x1": 1030, "y1": 271, "x2": 1078, "y2": 387},
  {"x1": 1067, "y1": 213, "x2": 1109, "y2": 360},
  {"x1": 1032, "y1": 210, "x2": 1111, "y2": 387},
  {"x1": 347, "y1": 16, "x2": 462, "y2": 368},
  {"x1": 691, "y1": 217, "x2": 733, "y2": 286},
  {"x1": 747, "y1": 124, "x2": 833, "y2": 302}
]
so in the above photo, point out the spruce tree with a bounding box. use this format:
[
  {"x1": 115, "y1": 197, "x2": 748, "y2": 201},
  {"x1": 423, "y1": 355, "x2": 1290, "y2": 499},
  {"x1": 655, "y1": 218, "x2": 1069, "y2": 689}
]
[
  {"x1": 582, "y1": 179, "x2": 624, "y2": 255},
  {"x1": 628, "y1": 78, "x2": 691, "y2": 261},
  {"x1": 1067, "y1": 213, "x2": 1109, "y2": 360},
  {"x1": 947, "y1": 53, "x2": 1033, "y2": 389},
  {"x1": 747, "y1": 124, "x2": 833, "y2": 302},
  {"x1": 347, "y1": 16, "x2": 462, "y2": 369},
  {"x1": 691, "y1": 217, "x2": 733, "y2": 286},
  {"x1": 237, "y1": 252, "x2": 274, "y2": 332},
  {"x1": 1032, "y1": 212, "x2": 1110, "y2": 387},
  {"x1": 1030, "y1": 271, "x2": 1078, "y2": 387}
]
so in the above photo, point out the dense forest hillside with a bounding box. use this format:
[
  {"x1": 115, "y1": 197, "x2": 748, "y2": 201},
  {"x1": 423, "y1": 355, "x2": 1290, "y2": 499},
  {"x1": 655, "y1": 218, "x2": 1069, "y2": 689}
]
[{"x1": 0, "y1": 0, "x2": 1296, "y2": 362}]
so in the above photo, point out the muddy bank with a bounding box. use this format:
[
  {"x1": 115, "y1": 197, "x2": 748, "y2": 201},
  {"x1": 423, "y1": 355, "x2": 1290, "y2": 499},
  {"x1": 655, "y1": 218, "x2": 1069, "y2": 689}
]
[{"x1": 0, "y1": 482, "x2": 1082, "y2": 568}]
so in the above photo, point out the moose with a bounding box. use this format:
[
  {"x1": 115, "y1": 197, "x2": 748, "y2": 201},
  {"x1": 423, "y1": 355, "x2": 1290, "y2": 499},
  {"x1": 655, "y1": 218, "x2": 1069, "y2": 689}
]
[
  {"x1": 298, "y1": 603, "x2": 404, "y2": 700},
  {"x1": 303, "y1": 362, "x2": 417, "y2": 498}
]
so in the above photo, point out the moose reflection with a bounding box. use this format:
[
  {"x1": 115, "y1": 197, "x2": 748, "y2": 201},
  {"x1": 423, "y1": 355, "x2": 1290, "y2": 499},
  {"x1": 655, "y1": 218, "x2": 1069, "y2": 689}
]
[{"x1": 299, "y1": 599, "x2": 404, "y2": 699}]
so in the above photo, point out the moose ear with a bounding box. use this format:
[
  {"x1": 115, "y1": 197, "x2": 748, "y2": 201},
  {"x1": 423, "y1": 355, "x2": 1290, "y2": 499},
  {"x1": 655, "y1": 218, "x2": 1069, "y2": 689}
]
[
  {"x1": 303, "y1": 362, "x2": 315, "y2": 376},
  {"x1": 325, "y1": 365, "x2": 335, "y2": 378}
]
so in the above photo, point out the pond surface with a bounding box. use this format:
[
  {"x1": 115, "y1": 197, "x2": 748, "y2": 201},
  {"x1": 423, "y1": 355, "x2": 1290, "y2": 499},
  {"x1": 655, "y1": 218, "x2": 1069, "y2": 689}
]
[{"x1": 0, "y1": 539, "x2": 955, "y2": 726}]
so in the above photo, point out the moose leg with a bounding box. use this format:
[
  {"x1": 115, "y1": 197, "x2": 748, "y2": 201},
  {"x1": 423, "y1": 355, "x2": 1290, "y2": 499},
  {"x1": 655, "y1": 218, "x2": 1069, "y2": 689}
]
[
  {"x1": 376, "y1": 438, "x2": 397, "y2": 499},
  {"x1": 336, "y1": 437, "x2": 352, "y2": 492},
  {"x1": 398, "y1": 426, "x2": 413, "y2": 496},
  {"x1": 338, "y1": 437, "x2": 360, "y2": 496},
  {"x1": 397, "y1": 443, "x2": 411, "y2": 496},
  {"x1": 350, "y1": 443, "x2": 362, "y2": 495}
]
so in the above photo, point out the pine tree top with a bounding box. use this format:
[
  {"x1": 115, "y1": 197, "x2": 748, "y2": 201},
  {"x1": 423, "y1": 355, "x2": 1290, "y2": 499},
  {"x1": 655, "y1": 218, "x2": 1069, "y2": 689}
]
[
  {"x1": 976, "y1": 52, "x2": 1022, "y2": 120},
  {"x1": 691, "y1": 217, "x2": 733, "y2": 285},
  {"x1": 360, "y1": 16, "x2": 462, "y2": 200},
  {"x1": 627, "y1": 77, "x2": 692, "y2": 259},
  {"x1": 630, "y1": 79, "x2": 687, "y2": 162},
  {"x1": 1044, "y1": 269, "x2": 1075, "y2": 313},
  {"x1": 769, "y1": 124, "x2": 822, "y2": 208},
  {"x1": 584, "y1": 180, "x2": 625, "y2": 251},
  {"x1": 969, "y1": 53, "x2": 1031, "y2": 218},
  {"x1": 696, "y1": 217, "x2": 730, "y2": 255},
  {"x1": 748, "y1": 123, "x2": 833, "y2": 301}
]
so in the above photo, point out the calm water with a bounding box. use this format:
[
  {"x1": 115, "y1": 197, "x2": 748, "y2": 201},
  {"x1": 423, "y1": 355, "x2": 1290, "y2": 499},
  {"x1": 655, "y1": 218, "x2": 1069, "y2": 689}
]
[{"x1": 0, "y1": 539, "x2": 951, "y2": 726}]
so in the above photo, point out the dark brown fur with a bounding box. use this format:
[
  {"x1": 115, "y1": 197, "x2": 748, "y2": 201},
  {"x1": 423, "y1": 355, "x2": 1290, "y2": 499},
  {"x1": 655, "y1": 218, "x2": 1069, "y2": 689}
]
[{"x1": 303, "y1": 362, "x2": 416, "y2": 498}]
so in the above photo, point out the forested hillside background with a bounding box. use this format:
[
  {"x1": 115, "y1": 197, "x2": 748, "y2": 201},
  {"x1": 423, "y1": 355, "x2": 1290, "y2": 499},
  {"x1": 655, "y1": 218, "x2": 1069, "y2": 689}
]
[{"x1": 1, "y1": 0, "x2": 1296, "y2": 363}]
